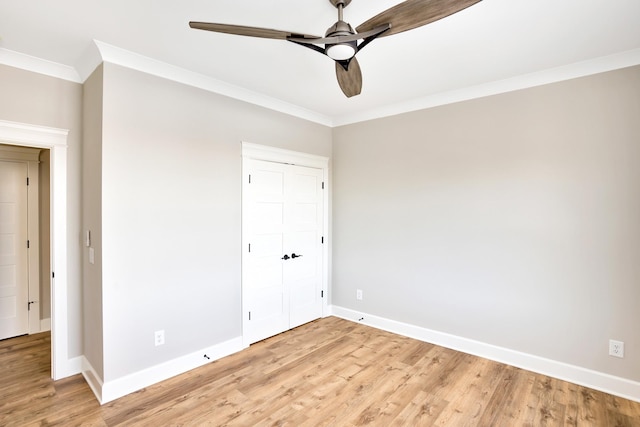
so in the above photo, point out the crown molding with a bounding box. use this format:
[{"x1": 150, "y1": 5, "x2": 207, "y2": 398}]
[
  {"x1": 0, "y1": 48, "x2": 81, "y2": 83},
  {"x1": 333, "y1": 48, "x2": 640, "y2": 127},
  {"x1": 92, "y1": 41, "x2": 333, "y2": 127},
  {"x1": 74, "y1": 40, "x2": 104, "y2": 83},
  {"x1": 2, "y1": 43, "x2": 639, "y2": 128}
]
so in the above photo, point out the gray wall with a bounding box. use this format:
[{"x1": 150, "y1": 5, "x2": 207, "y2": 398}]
[
  {"x1": 0, "y1": 64, "x2": 84, "y2": 358},
  {"x1": 3, "y1": 55, "x2": 638, "y2": 391},
  {"x1": 98, "y1": 63, "x2": 332, "y2": 381},
  {"x1": 82, "y1": 65, "x2": 105, "y2": 378},
  {"x1": 39, "y1": 149, "x2": 51, "y2": 319},
  {"x1": 332, "y1": 65, "x2": 640, "y2": 382}
]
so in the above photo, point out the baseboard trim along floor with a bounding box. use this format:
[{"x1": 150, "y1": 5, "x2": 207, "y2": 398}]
[{"x1": 330, "y1": 305, "x2": 640, "y2": 403}]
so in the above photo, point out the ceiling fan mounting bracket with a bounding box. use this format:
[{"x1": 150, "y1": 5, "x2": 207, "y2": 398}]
[{"x1": 329, "y1": 0, "x2": 352, "y2": 9}]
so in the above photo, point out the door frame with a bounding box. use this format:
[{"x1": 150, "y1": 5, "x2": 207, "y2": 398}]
[
  {"x1": 241, "y1": 142, "x2": 330, "y2": 345},
  {"x1": 0, "y1": 119, "x2": 69, "y2": 380}
]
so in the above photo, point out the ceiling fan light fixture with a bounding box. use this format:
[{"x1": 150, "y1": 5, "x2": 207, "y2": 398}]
[{"x1": 326, "y1": 41, "x2": 357, "y2": 60}]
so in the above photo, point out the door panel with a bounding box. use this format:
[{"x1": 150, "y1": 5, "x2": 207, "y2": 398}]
[
  {"x1": 287, "y1": 165, "x2": 323, "y2": 328},
  {"x1": 244, "y1": 161, "x2": 288, "y2": 343},
  {"x1": 244, "y1": 159, "x2": 324, "y2": 343},
  {"x1": 247, "y1": 234, "x2": 283, "y2": 290},
  {"x1": 0, "y1": 161, "x2": 29, "y2": 340}
]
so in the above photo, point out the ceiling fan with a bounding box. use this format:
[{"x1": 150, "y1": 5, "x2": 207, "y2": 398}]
[{"x1": 190, "y1": 0, "x2": 482, "y2": 98}]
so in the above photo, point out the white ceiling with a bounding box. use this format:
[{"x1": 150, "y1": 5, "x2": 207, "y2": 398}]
[{"x1": 1, "y1": 0, "x2": 640, "y2": 126}]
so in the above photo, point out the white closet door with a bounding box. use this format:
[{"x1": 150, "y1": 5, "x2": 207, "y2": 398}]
[
  {"x1": 287, "y1": 164, "x2": 323, "y2": 329},
  {"x1": 244, "y1": 160, "x2": 288, "y2": 344},
  {"x1": 0, "y1": 160, "x2": 29, "y2": 340},
  {"x1": 244, "y1": 159, "x2": 324, "y2": 344}
]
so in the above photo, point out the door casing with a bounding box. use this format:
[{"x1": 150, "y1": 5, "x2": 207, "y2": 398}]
[{"x1": 0, "y1": 120, "x2": 69, "y2": 380}]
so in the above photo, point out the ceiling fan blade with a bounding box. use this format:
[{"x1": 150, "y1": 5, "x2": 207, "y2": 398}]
[
  {"x1": 189, "y1": 22, "x2": 320, "y2": 40},
  {"x1": 336, "y1": 57, "x2": 362, "y2": 98},
  {"x1": 356, "y1": 0, "x2": 482, "y2": 37}
]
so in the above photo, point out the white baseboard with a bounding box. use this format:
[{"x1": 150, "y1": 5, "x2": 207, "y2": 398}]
[
  {"x1": 81, "y1": 357, "x2": 104, "y2": 403},
  {"x1": 40, "y1": 318, "x2": 51, "y2": 332},
  {"x1": 95, "y1": 336, "x2": 245, "y2": 404},
  {"x1": 330, "y1": 305, "x2": 640, "y2": 403},
  {"x1": 54, "y1": 355, "x2": 83, "y2": 379}
]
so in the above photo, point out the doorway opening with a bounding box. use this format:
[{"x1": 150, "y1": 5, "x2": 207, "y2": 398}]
[
  {"x1": 0, "y1": 144, "x2": 49, "y2": 340},
  {"x1": 241, "y1": 142, "x2": 330, "y2": 346},
  {"x1": 0, "y1": 119, "x2": 69, "y2": 380}
]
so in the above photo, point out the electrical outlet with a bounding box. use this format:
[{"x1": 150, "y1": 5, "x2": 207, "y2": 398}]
[
  {"x1": 609, "y1": 339, "x2": 624, "y2": 358},
  {"x1": 356, "y1": 289, "x2": 363, "y2": 300},
  {"x1": 155, "y1": 330, "x2": 165, "y2": 346}
]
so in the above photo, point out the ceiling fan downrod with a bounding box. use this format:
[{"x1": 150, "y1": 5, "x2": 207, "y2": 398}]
[
  {"x1": 329, "y1": 0, "x2": 352, "y2": 14},
  {"x1": 325, "y1": 0, "x2": 357, "y2": 61}
]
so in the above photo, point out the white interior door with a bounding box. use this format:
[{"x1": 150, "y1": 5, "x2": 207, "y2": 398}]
[
  {"x1": 244, "y1": 158, "x2": 324, "y2": 344},
  {"x1": 287, "y1": 165, "x2": 324, "y2": 329},
  {"x1": 0, "y1": 160, "x2": 29, "y2": 340},
  {"x1": 244, "y1": 160, "x2": 289, "y2": 343}
]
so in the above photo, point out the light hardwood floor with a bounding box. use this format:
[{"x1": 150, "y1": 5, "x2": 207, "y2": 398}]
[{"x1": 1, "y1": 316, "x2": 639, "y2": 426}]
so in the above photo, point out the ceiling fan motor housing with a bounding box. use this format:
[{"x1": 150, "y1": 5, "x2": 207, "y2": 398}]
[
  {"x1": 325, "y1": 20, "x2": 357, "y2": 60},
  {"x1": 325, "y1": 20, "x2": 355, "y2": 38}
]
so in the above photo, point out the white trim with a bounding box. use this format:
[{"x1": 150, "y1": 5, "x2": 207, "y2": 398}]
[
  {"x1": 93, "y1": 41, "x2": 333, "y2": 127},
  {"x1": 96, "y1": 337, "x2": 245, "y2": 404},
  {"x1": 333, "y1": 48, "x2": 640, "y2": 126},
  {"x1": 4, "y1": 43, "x2": 639, "y2": 128},
  {"x1": 40, "y1": 317, "x2": 51, "y2": 332},
  {"x1": 0, "y1": 120, "x2": 71, "y2": 380},
  {"x1": 81, "y1": 356, "x2": 104, "y2": 403},
  {"x1": 0, "y1": 48, "x2": 81, "y2": 83},
  {"x1": 242, "y1": 142, "x2": 329, "y2": 169},
  {"x1": 330, "y1": 306, "x2": 640, "y2": 403},
  {"x1": 0, "y1": 121, "x2": 69, "y2": 147},
  {"x1": 60, "y1": 355, "x2": 83, "y2": 379},
  {"x1": 74, "y1": 40, "x2": 104, "y2": 83}
]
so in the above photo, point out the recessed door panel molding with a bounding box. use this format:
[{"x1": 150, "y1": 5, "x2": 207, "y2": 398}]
[{"x1": 242, "y1": 142, "x2": 329, "y2": 345}]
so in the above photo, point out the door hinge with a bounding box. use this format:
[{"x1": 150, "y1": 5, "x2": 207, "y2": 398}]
[
  {"x1": 248, "y1": 243, "x2": 251, "y2": 253},
  {"x1": 321, "y1": 290, "x2": 324, "y2": 298},
  {"x1": 27, "y1": 177, "x2": 30, "y2": 186},
  {"x1": 321, "y1": 236, "x2": 324, "y2": 244},
  {"x1": 52, "y1": 272, "x2": 55, "y2": 278},
  {"x1": 248, "y1": 174, "x2": 251, "y2": 184},
  {"x1": 248, "y1": 311, "x2": 251, "y2": 321},
  {"x1": 322, "y1": 181, "x2": 325, "y2": 189},
  {"x1": 27, "y1": 240, "x2": 30, "y2": 249}
]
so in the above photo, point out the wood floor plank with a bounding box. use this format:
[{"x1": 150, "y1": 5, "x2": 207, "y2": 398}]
[
  {"x1": 478, "y1": 366, "x2": 534, "y2": 426},
  {"x1": 606, "y1": 392, "x2": 640, "y2": 420},
  {"x1": 389, "y1": 390, "x2": 449, "y2": 426},
  {"x1": 2, "y1": 318, "x2": 639, "y2": 426},
  {"x1": 431, "y1": 354, "x2": 508, "y2": 426}
]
